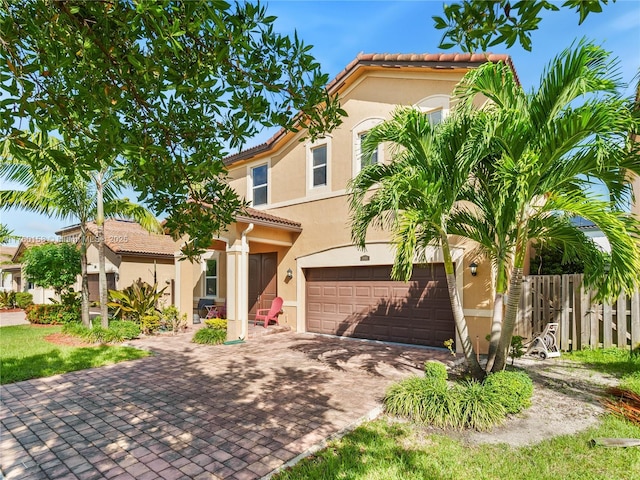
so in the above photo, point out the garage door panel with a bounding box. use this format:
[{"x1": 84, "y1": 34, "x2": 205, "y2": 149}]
[{"x1": 306, "y1": 265, "x2": 455, "y2": 348}]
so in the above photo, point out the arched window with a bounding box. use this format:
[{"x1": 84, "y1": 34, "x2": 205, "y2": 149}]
[
  {"x1": 414, "y1": 94, "x2": 450, "y2": 126},
  {"x1": 352, "y1": 117, "x2": 385, "y2": 176}
]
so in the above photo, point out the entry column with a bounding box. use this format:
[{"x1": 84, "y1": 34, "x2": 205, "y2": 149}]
[{"x1": 225, "y1": 238, "x2": 250, "y2": 341}]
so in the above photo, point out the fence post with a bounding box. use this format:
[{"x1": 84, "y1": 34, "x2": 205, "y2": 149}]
[
  {"x1": 617, "y1": 294, "x2": 628, "y2": 348},
  {"x1": 632, "y1": 290, "x2": 640, "y2": 349},
  {"x1": 603, "y1": 301, "x2": 613, "y2": 348}
]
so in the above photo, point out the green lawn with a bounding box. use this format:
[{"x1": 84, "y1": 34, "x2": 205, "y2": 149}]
[
  {"x1": 274, "y1": 348, "x2": 640, "y2": 480},
  {"x1": 0, "y1": 324, "x2": 150, "y2": 384}
]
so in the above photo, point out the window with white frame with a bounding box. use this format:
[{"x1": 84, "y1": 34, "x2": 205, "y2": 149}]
[
  {"x1": 352, "y1": 118, "x2": 384, "y2": 176},
  {"x1": 426, "y1": 107, "x2": 443, "y2": 126},
  {"x1": 205, "y1": 258, "x2": 217, "y2": 297},
  {"x1": 415, "y1": 95, "x2": 450, "y2": 126},
  {"x1": 251, "y1": 164, "x2": 268, "y2": 206},
  {"x1": 311, "y1": 144, "x2": 327, "y2": 187},
  {"x1": 357, "y1": 131, "x2": 379, "y2": 170}
]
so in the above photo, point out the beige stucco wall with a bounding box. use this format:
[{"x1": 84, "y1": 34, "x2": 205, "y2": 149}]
[
  {"x1": 179, "y1": 68, "x2": 498, "y2": 347},
  {"x1": 118, "y1": 256, "x2": 175, "y2": 307},
  {"x1": 633, "y1": 173, "x2": 640, "y2": 219}
]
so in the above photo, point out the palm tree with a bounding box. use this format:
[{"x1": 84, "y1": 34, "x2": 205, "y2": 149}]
[
  {"x1": 348, "y1": 107, "x2": 486, "y2": 379},
  {"x1": 0, "y1": 136, "x2": 162, "y2": 327},
  {"x1": 349, "y1": 42, "x2": 640, "y2": 377},
  {"x1": 454, "y1": 41, "x2": 640, "y2": 371}
]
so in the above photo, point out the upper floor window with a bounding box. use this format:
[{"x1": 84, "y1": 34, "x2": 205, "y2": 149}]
[
  {"x1": 426, "y1": 108, "x2": 443, "y2": 126},
  {"x1": 205, "y1": 259, "x2": 217, "y2": 297},
  {"x1": 251, "y1": 164, "x2": 268, "y2": 206},
  {"x1": 415, "y1": 95, "x2": 450, "y2": 126},
  {"x1": 358, "y1": 131, "x2": 379, "y2": 169},
  {"x1": 353, "y1": 118, "x2": 384, "y2": 176},
  {"x1": 311, "y1": 144, "x2": 327, "y2": 187},
  {"x1": 306, "y1": 137, "x2": 331, "y2": 194}
]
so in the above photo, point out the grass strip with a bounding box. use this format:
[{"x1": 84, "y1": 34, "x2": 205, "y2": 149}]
[{"x1": 0, "y1": 325, "x2": 149, "y2": 384}]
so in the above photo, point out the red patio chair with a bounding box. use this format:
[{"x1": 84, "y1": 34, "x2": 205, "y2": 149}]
[{"x1": 254, "y1": 297, "x2": 283, "y2": 328}]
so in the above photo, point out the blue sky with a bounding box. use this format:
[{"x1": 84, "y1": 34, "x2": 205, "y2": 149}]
[{"x1": 2, "y1": 0, "x2": 639, "y2": 242}]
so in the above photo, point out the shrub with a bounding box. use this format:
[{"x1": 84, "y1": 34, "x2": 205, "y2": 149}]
[
  {"x1": 140, "y1": 315, "x2": 160, "y2": 335},
  {"x1": 160, "y1": 306, "x2": 187, "y2": 334},
  {"x1": 83, "y1": 326, "x2": 123, "y2": 344},
  {"x1": 384, "y1": 376, "x2": 459, "y2": 428},
  {"x1": 107, "y1": 279, "x2": 166, "y2": 321},
  {"x1": 454, "y1": 380, "x2": 506, "y2": 431},
  {"x1": 483, "y1": 370, "x2": 534, "y2": 414},
  {"x1": 109, "y1": 320, "x2": 141, "y2": 340},
  {"x1": 193, "y1": 327, "x2": 227, "y2": 345},
  {"x1": 63, "y1": 320, "x2": 139, "y2": 343},
  {"x1": 15, "y1": 292, "x2": 33, "y2": 309},
  {"x1": 204, "y1": 318, "x2": 227, "y2": 330},
  {"x1": 384, "y1": 369, "x2": 533, "y2": 430},
  {"x1": 0, "y1": 290, "x2": 16, "y2": 309},
  {"x1": 62, "y1": 322, "x2": 87, "y2": 337},
  {"x1": 423, "y1": 361, "x2": 448, "y2": 384},
  {"x1": 25, "y1": 304, "x2": 79, "y2": 325}
]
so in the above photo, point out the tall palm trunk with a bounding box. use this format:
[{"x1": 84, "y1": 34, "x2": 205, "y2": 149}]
[
  {"x1": 441, "y1": 232, "x2": 484, "y2": 379},
  {"x1": 95, "y1": 172, "x2": 109, "y2": 328},
  {"x1": 79, "y1": 225, "x2": 91, "y2": 328},
  {"x1": 492, "y1": 230, "x2": 528, "y2": 372},
  {"x1": 492, "y1": 265, "x2": 524, "y2": 371},
  {"x1": 485, "y1": 260, "x2": 508, "y2": 372}
]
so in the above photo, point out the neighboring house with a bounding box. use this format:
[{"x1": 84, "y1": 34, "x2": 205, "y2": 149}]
[
  {"x1": 571, "y1": 217, "x2": 611, "y2": 253},
  {"x1": 56, "y1": 219, "x2": 179, "y2": 305},
  {"x1": 0, "y1": 245, "x2": 18, "y2": 292},
  {"x1": 177, "y1": 53, "x2": 515, "y2": 352},
  {"x1": 4, "y1": 239, "x2": 57, "y2": 303}
]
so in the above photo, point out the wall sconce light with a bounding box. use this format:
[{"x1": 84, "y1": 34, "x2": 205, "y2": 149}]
[
  {"x1": 469, "y1": 262, "x2": 478, "y2": 277},
  {"x1": 286, "y1": 268, "x2": 293, "y2": 280}
]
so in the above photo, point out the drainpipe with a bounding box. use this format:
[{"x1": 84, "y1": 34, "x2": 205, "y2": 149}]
[{"x1": 239, "y1": 223, "x2": 254, "y2": 340}]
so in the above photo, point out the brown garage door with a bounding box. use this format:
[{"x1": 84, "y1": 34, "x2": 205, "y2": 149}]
[{"x1": 305, "y1": 265, "x2": 454, "y2": 347}]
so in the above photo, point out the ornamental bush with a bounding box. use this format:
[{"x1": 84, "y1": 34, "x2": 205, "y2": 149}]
[
  {"x1": 109, "y1": 320, "x2": 141, "y2": 340},
  {"x1": 25, "y1": 303, "x2": 79, "y2": 325},
  {"x1": 383, "y1": 367, "x2": 533, "y2": 430},
  {"x1": 483, "y1": 370, "x2": 534, "y2": 414},
  {"x1": 15, "y1": 292, "x2": 33, "y2": 309},
  {"x1": 423, "y1": 361, "x2": 448, "y2": 384},
  {"x1": 193, "y1": 327, "x2": 227, "y2": 345},
  {"x1": 62, "y1": 319, "x2": 140, "y2": 344}
]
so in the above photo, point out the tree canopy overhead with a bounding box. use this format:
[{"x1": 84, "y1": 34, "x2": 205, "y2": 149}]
[
  {"x1": 433, "y1": 0, "x2": 615, "y2": 52},
  {"x1": 1, "y1": 0, "x2": 344, "y2": 257}
]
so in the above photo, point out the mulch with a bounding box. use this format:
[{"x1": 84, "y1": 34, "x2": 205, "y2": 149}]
[{"x1": 44, "y1": 333, "x2": 96, "y2": 348}]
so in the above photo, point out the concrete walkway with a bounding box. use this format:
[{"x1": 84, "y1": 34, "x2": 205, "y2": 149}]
[
  {"x1": 0, "y1": 331, "x2": 452, "y2": 479},
  {"x1": 0, "y1": 310, "x2": 28, "y2": 327}
]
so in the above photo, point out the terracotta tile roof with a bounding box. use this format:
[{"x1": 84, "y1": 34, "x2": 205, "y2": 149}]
[
  {"x1": 191, "y1": 200, "x2": 302, "y2": 232},
  {"x1": 57, "y1": 219, "x2": 178, "y2": 258},
  {"x1": 224, "y1": 52, "x2": 516, "y2": 165},
  {"x1": 237, "y1": 207, "x2": 302, "y2": 232}
]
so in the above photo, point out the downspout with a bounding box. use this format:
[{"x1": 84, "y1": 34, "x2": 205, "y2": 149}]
[{"x1": 239, "y1": 223, "x2": 254, "y2": 340}]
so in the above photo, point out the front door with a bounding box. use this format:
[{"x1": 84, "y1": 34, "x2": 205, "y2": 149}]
[{"x1": 248, "y1": 252, "x2": 277, "y2": 319}]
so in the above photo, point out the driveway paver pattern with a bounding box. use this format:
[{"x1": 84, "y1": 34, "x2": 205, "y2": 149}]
[{"x1": 1, "y1": 331, "x2": 452, "y2": 479}]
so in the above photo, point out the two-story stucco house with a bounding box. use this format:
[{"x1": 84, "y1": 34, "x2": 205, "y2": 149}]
[{"x1": 176, "y1": 53, "x2": 516, "y2": 352}]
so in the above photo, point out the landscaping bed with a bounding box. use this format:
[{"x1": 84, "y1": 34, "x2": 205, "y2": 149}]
[{"x1": 273, "y1": 349, "x2": 640, "y2": 479}]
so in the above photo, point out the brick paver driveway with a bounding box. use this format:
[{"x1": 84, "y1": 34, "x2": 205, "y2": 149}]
[{"x1": 1, "y1": 331, "x2": 452, "y2": 479}]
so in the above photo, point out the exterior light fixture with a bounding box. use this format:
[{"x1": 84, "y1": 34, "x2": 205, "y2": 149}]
[
  {"x1": 469, "y1": 262, "x2": 478, "y2": 277},
  {"x1": 286, "y1": 268, "x2": 293, "y2": 279}
]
